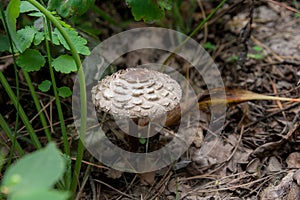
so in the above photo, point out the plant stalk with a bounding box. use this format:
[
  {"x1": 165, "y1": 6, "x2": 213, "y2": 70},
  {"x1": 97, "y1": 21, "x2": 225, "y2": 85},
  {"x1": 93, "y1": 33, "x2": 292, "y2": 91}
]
[
  {"x1": 0, "y1": 71, "x2": 42, "y2": 149},
  {"x1": 22, "y1": 71, "x2": 52, "y2": 141},
  {"x1": 27, "y1": 0, "x2": 87, "y2": 194},
  {"x1": 0, "y1": 113, "x2": 25, "y2": 156}
]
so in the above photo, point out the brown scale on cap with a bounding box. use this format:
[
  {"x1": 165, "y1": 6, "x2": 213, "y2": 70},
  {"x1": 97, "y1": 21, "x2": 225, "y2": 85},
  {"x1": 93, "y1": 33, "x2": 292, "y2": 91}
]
[{"x1": 91, "y1": 68, "x2": 182, "y2": 120}]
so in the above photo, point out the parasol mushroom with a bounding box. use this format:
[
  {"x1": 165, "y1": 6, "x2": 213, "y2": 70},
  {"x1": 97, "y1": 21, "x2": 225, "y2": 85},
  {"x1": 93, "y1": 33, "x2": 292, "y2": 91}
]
[{"x1": 91, "y1": 68, "x2": 182, "y2": 143}]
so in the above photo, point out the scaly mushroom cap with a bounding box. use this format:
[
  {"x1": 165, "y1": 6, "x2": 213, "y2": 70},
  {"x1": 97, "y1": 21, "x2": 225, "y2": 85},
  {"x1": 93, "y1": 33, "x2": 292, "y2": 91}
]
[{"x1": 91, "y1": 68, "x2": 182, "y2": 119}]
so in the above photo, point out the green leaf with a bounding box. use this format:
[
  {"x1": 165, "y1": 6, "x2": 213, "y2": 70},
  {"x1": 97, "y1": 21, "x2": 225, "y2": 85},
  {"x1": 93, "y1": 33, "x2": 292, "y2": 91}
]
[
  {"x1": 54, "y1": 28, "x2": 90, "y2": 55},
  {"x1": 1, "y1": 143, "x2": 66, "y2": 194},
  {"x1": 253, "y1": 45, "x2": 263, "y2": 52},
  {"x1": 159, "y1": 0, "x2": 172, "y2": 10},
  {"x1": 52, "y1": 55, "x2": 77, "y2": 73},
  {"x1": 226, "y1": 55, "x2": 239, "y2": 63},
  {"x1": 54, "y1": 28, "x2": 89, "y2": 55},
  {"x1": 5, "y1": 0, "x2": 22, "y2": 52},
  {"x1": 16, "y1": 26, "x2": 37, "y2": 52},
  {"x1": 45, "y1": 31, "x2": 60, "y2": 45},
  {"x1": 126, "y1": 0, "x2": 165, "y2": 22},
  {"x1": 139, "y1": 138, "x2": 147, "y2": 145},
  {"x1": 58, "y1": 86, "x2": 72, "y2": 98},
  {"x1": 38, "y1": 80, "x2": 52, "y2": 92},
  {"x1": 54, "y1": 16, "x2": 73, "y2": 30},
  {"x1": 48, "y1": 0, "x2": 95, "y2": 18},
  {"x1": 33, "y1": 32, "x2": 44, "y2": 45},
  {"x1": 16, "y1": 49, "x2": 46, "y2": 72},
  {"x1": 48, "y1": 0, "x2": 62, "y2": 14},
  {"x1": 203, "y1": 41, "x2": 216, "y2": 50},
  {"x1": 247, "y1": 53, "x2": 264, "y2": 60},
  {"x1": 20, "y1": 1, "x2": 39, "y2": 13},
  {"x1": 0, "y1": 35, "x2": 10, "y2": 52},
  {"x1": 10, "y1": 189, "x2": 69, "y2": 200},
  {"x1": 28, "y1": 12, "x2": 44, "y2": 17}
]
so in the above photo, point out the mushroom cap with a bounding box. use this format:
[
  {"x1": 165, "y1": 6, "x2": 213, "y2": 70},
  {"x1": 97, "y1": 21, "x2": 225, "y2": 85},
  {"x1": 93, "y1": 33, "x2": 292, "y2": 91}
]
[{"x1": 91, "y1": 68, "x2": 182, "y2": 119}]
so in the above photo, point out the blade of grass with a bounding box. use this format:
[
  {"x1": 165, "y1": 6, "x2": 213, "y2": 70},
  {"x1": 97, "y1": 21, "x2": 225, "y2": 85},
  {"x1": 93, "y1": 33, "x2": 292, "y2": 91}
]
[
  {"x1": 0, "y1": 113, "x2": 25, "y2": 156},
  {"x1": 162, "y1": 0, "x2": 228, "y2": 66},
  {"x1": 27, "y1": 0, "x2": 87, "y2": 194},
  {"x1": 1, "y1": 3, "x2": 41, "y2": 152},
  {"x1": 1, "y1": 1, "x2": 22, "y2": 168},
  {"x1": 22, "y1": 71, "x2": 52, "y2": 142},
  {"x1": 43, "y1": 18, "x2": 71, "y2": 189},
  {"x1": 0, "y1": 71, "x2": 42, "y2": 149},
  {"x1": 75, "y1": 161, "x2": 91, "y2": 200},
  {"x1": 43, "y1": 22, "x2": 69, "y2": 155}
]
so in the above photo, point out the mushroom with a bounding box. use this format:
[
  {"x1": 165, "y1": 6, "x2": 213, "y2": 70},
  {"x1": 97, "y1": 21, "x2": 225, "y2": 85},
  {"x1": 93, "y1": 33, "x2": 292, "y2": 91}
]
[{"x1": 91, "y1": 68, "x2": 182, "y2": 141}]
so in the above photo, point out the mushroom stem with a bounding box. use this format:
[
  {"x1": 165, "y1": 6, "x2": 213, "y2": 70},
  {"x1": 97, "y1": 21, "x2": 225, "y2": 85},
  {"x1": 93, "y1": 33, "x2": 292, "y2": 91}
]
[{"x1": 128, "y1": 118, "x2": 140, "y2": 151}]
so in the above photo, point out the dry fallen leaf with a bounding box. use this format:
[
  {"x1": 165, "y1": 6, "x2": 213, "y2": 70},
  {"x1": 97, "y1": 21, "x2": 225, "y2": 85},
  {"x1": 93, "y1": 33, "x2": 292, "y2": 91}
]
[
  {"x1": 167, "y1": 178, "x2": 190, "y2": 197},
  {"x1": 286, "y1": 152, "x2": 300, "y2": 168},
  {"x1": 188, "y1": 135, "x2": 236, "y2": 175},
  {"x1": 104, "y1": 168, "x2": 123, "y2": 179},
  {"x1": 266, "y1": 156, "x2": 282, "y2": 173},
  {"x1": 260, "y1": 172, "x2": 297, "y2": 199},
  {"x1": 139, "y1": 171, "x2": 156, "y2": 186},
  {"x1": 246, "y1": 158, "x2": 262, "y2": 176},
  {"x1": 192, "y1": 127, "x2": 203, "y2": 148},
  {"x1": 165, "y1": 88, "x2": 300, "y2": 127},
  {"x1": 251, "y1": 140, "x2": 285, "y2": 158},
  {"x1": 198, "y1": 88, "x2": 300, "y2": 111},
  {"x1": 293, "y1": 169, "x2": 300, "y2": 185}
]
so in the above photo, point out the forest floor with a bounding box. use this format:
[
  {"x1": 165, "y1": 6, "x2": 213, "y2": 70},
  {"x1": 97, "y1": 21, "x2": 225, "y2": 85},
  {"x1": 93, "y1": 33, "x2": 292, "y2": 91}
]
[{"x1": 1, "y1": 0, "x2": 300, "y2": 199}]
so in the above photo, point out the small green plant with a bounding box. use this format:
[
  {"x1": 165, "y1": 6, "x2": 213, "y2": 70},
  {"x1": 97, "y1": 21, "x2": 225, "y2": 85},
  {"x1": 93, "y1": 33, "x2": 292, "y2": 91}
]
[
  {"x1": 11, "y1": 1, "x2": 90, "y2": 96},
  {"x1": 0, "y1": 143, "x2": 69, "y2": 200},
  {"x1": 48, "y1": 0, "x2": 95, "y2": 18},
  {"x1": 138, "y1": 135, "x2": 147, "y2": 145},
  {"x1": 247, "y1": 45, "x2": 264, "y2": 60},
  {"x1": 126, "y1": 0, "x2": 172, "y2": 22},
  {"x1": 1, "y1": 0, "x2": 91, "y2": 96},
  {"x1": 226, "y1": 55, "x2": 239, "y2": 63},
  {"x1": 1, "y1": 0, "x2": 90, "y2": 195},
  {"x1": 125, "y1": 0, "x2": 198, "y2": 33},
  {"x1": 226, "y1": 45, "x2": 264, "y2": 63},
  {"x1": 203, "y1": 41, "x2": 217, "y2": 51}
]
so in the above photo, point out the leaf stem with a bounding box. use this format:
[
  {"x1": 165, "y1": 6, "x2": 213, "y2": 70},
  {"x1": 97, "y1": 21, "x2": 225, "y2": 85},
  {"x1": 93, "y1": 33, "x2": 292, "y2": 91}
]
[
  {"x1": 44, "y1": 23, "x2": 70, "y2": 155},
  {"x1": 43, "y1": 20, "x2": 72, "y2": 189},
  {"x1": 27, "y1": 0, "x2": 87, "y2": 194},
  {"x1": 0, "y1": 2, "x2": 41, "y2": 150},
  {"x1": 0, "y1": 113, "x2": 25, "y2": 156},
  {"x1": 0, "y1": 71, "x2": 42, "y2": 149},
  {"x1": 22, "y1": 71, "x2": 52, "y2": 141},
  {"x1": 1, "y1": 0, "x2": 23, "y2": 170}
]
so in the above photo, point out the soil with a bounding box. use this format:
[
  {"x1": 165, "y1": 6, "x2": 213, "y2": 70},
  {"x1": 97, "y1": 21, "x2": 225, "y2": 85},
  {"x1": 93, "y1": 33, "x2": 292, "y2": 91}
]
[{"x1": 1, "y1": 0, "x2": 300, "y2": 199}]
